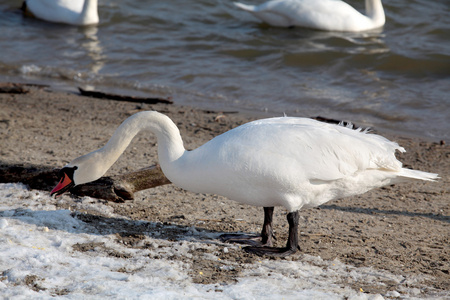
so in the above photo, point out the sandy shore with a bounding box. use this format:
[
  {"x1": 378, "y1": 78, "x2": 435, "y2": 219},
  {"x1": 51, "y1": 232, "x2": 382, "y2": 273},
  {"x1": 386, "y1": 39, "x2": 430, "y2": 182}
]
[{"x1": 0, "y1": 86, "x2": 448, "y2": 295}]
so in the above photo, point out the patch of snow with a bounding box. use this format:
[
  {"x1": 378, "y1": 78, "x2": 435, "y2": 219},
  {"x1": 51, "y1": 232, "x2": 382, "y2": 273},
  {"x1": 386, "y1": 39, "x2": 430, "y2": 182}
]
[{"x1": 0, "y1": 183, "x2": 443, "y2": 299}]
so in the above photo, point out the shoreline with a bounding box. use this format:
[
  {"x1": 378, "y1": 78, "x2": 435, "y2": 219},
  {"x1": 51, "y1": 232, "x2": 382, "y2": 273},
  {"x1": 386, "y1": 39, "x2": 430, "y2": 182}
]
[
  {"x1": 1, "y1": 85, "x2": 449, "y2": 295},
  {"x1": 1, "y1": 78, "x2": 446, "y2": 143}
]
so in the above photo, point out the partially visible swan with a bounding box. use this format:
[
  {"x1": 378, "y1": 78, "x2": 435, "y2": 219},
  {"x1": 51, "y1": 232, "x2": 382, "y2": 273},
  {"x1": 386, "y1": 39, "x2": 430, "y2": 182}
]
[
  {"x1": 22, "y1": 0, "x2": 98, "y2": 26},
  {"x1": 51, "y1": 111, "x2": 438, "y2": 256},
  {"x1": 234, "y1": 0, "x2": 385, "y2": 32}
]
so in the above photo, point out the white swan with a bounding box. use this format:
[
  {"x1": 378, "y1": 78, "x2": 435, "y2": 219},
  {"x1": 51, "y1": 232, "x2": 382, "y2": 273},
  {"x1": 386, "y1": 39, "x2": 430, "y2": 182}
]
[
  {"x1": 234, "y1": 0, "x2": 385, "y2": 32},
  {"x1": 22, "y1": 0, "x2": 98, "y2": 26},
  {"x1": 51, "y1": 111, "x2": 438, "y2": 256}
]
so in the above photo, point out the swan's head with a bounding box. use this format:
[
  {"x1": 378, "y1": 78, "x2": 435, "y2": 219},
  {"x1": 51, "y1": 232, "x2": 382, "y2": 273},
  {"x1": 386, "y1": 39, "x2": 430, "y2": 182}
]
[
  {"x1": 50, "y1": 110, "x2": 183, "y2": 197},
  {"x1": 50, "y1": 151, "x2": 108, "y2": 197}
]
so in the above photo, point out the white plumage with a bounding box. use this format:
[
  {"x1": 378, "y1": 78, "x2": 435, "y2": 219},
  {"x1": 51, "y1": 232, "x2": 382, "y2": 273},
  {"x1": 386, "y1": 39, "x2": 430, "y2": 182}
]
[
  {"x1": 234, "y1": 0, "x2": 385, "y2": 32},
  {"x1": 51, "y1": 111, "x2": 438, "y2": 256},
  {"x1": 22, "y1": 0, "x2": 98, "y2": 26}
]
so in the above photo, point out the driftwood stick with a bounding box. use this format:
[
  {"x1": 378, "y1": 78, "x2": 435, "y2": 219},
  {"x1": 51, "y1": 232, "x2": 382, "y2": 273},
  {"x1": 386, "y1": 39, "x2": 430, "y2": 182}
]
[
  {"x1": 0, "y1": 82, "x2": 50, "y2": 94},
  {"x1": 0, "y1": 83, "x2": 29, "y2": 94},
  {"x1": 71, "y1": 165, "x2": 171, "y2": 202},
  {"x1": 0, "y1": 163, "x2": 171, "y2": 202},
  {"x1": 78, "y1": 87, "x2": 173, "y2": 105}
]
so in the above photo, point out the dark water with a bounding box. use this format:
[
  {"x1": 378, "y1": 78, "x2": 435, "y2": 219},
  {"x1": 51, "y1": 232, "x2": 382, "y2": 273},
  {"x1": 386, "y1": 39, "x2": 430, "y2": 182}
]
[{"x1": 0, "y1": 0, "x2": 449, "y2": 140}]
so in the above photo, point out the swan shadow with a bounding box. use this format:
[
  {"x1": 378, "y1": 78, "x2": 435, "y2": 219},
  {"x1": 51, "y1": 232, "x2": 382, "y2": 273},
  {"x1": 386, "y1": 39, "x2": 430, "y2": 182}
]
[
  {"x1": 320, "y1": 204, "x2": 449, "y2": 223},
  {"x1": 0, "y1": 208, "x2": 227, "y2": 246}
]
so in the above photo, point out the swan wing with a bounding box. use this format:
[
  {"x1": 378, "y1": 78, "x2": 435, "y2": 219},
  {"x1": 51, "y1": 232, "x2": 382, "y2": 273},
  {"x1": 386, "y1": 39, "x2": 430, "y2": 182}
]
[
  {"x1": 26, "y1": 0, "x2": 86, "y2": 24},
  {"x1": 235, "y1": 0, "x2": 377, "y2": 31},
  {"x1": 225, "y1": 117, "x2": 404, "y2": 180},
  {"x1": 174, "y1": 118, "x2": 403, "y2": 196}
]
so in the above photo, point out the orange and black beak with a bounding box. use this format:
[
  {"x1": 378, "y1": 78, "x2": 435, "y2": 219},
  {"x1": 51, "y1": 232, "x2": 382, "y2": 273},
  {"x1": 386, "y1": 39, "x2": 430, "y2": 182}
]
[{"x1": 50, "y1": 167, "x2": 77, "y2": 197}]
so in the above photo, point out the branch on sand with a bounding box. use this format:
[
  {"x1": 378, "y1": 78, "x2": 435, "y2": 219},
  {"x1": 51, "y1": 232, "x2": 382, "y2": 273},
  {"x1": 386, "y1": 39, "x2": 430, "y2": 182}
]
[
  {"x1": 78, "y1": 87, "x2": 173, "y2": 105},
  {"x1": 0, "y1": 82, "x2": 49, "y2": 94},
  {"x1": 0, "y1": 163, "x2": 171, "y2": 202}
]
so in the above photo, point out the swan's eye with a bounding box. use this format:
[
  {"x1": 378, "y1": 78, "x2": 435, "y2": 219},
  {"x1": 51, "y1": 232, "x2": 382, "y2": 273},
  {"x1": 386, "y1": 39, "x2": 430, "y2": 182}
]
[{"x1": 58, "y1": 166, "x2": 78, "y2": 179}]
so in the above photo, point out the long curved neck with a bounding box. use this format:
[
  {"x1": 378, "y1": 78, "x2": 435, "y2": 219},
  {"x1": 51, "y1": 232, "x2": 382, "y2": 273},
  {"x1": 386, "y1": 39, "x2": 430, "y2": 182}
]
[
  {"x1": 365, "y1": 0, "x2": 385, "y2": 27},
  {"x1": 79, "y1": 0, "x2": 98, "y2": 25},
  {"x1": 98, "y1": 111, "x2": 185, "y2": 177}
]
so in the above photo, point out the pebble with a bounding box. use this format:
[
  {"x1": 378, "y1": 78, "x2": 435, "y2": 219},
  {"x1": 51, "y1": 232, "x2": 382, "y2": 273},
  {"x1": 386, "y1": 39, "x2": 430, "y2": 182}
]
[
  {"x1": 411, "y1": 288, "x2": 421, "y2": 295},
  {"x1": 0, "y1": 219, "x2": 8, "y2": 229},
  {"x1": 385, "y1": 291, "x2": 401, "y2": 298}
]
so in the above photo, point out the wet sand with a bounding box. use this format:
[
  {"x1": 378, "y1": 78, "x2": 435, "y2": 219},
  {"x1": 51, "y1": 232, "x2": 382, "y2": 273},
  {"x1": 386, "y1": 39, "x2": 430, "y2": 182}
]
[{"x1": 0, "y1": 86, "x2": 448, "y2": 296}]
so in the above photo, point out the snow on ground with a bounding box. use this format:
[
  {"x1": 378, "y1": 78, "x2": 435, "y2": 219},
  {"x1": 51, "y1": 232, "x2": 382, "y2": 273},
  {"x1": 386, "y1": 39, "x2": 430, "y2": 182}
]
[{"x1": 0, "y1": 183, "x2": 436, "y2": 299}]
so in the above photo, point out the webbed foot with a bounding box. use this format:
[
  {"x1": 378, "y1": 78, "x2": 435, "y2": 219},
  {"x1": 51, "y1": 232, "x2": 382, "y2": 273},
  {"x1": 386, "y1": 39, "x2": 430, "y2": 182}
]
[
  {"x1": 220, "y1": 233, "x2": 272, "y2": 247},
  {"x1": 244, "y1": 245, "x2": 299, "y2": 257}
]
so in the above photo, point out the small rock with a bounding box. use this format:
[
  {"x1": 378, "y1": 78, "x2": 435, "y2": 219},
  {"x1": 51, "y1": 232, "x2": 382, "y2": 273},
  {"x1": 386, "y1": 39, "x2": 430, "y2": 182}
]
[
  {"x1": 411, "y1": 288, "x2": 421, "y2": 295},
  {"x1": 0, "y1": 219, "x2": 8, "y2": 229},
  {"x1": 385, "y1": 291, "x2": 401, "y2": 298}
]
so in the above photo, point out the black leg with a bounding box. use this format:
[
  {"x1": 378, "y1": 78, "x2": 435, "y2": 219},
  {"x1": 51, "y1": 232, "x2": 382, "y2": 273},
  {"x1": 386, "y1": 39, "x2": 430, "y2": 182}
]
[
  {"x1": 260, "y1": 207, "x2": 274, "y2": 246},
  {"x1": 220, "y1": 207, "x2": 275, "y2": 247},
  {"x1": 244, "y1": 210, "x2": 300, "y2": 257}
]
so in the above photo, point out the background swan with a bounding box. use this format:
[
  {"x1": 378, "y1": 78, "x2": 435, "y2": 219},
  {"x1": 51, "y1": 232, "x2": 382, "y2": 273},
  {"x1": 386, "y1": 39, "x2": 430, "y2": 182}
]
[
  {"x1": 22, "y1": 0, "x2": 98, "y2": 26},
  {"x1": 234, "y1": 0, "x2": 385, "y2": 32},
  {"x1": 51, "y1": 111, "x2": 438, "y2": 256}
]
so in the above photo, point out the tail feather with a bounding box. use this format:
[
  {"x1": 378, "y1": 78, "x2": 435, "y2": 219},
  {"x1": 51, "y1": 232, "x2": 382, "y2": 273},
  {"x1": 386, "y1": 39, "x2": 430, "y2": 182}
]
[
  {"x1": 399, "y1": 168, "x2": 439, "y2": 181},
  {"x1": 234, "y1": 2, "x2": 255, "y2": 12}
]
